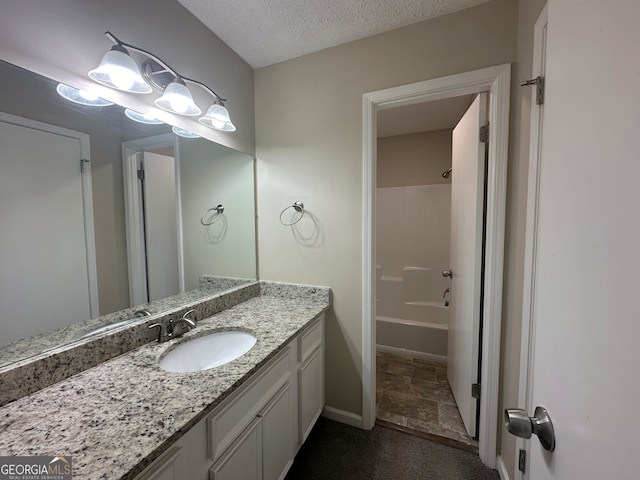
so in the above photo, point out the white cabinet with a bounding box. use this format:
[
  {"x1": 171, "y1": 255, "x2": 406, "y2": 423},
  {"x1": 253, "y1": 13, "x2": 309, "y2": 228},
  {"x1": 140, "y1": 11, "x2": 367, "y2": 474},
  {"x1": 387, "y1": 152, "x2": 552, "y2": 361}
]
[
  {"x1": 298, "y1": 316, "x2": 324, "y2": 445},
  {"x1": 210, "y1": 381, "x2": 295, "y2": 480},
  {"x1": 134, "y1": 314, "x2": 324, "y2": 480},
  {"x1": 134, "y1": 446, "x2": 184, "y2": 480},
  {"x1": 210, "y1": 417, "x2": 262, "y2": 480},
  {"x1": 299, "y1": 346, "x2": 323, "y2": 443},
  {"x1": 261, "y1": 382, "x2": 295, "y2": 480}
]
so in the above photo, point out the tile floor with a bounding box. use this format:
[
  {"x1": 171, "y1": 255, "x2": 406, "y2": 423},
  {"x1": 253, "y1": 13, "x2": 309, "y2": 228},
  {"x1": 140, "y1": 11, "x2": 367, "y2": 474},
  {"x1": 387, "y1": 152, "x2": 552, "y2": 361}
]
[{"x1": 376, "y1": 349, "x2": 477, "y2": 448}]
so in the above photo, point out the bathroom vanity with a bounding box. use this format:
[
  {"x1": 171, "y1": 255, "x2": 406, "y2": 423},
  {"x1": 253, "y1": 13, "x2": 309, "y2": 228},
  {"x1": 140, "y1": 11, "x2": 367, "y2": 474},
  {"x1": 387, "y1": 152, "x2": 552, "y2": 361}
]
[
  {"x1": 0, "y1": 283, "x2": 329, "y2": 480},
  {"x1": 136, "y1": 315, "x2": 323, "y2": 480}
]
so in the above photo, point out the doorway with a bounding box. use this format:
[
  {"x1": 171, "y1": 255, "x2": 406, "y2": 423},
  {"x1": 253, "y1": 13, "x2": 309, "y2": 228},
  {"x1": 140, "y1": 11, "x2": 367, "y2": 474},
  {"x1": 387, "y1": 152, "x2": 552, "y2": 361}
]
[
  {"x1": 374, "y1": 93, "x2": 482, "y2": 448},
  {"x1": 122, "y1": 133, "x2": 183, "y2": 307},
  {"x1": 362, "y1": 64, "x2": 511, "y2": 468}
]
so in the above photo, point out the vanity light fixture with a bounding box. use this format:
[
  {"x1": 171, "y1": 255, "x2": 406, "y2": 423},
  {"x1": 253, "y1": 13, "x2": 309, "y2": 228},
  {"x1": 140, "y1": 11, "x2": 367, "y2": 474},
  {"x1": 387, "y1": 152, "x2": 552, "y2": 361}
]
[
  {"x1": 124, "y1": 108, "x2": 164, "y2": 124},
  {"x1": 155, "y1": 78, "x2": 201, "y2": 116},
  {"x1": 88, "y1": 44, "x2": 152, "y2": 93},
  {"x1": 56, "y1": 83, "x2": 114, "y2": 106},
  {"x1": 172, "y1": 126, "x2": 200, "y2": 138},
  {"x1": 199, "y1": 100, "x2": 236, "y2": 132},
  {"x1": 89, "y1": 32, "x2": 236, "y2": 132}
]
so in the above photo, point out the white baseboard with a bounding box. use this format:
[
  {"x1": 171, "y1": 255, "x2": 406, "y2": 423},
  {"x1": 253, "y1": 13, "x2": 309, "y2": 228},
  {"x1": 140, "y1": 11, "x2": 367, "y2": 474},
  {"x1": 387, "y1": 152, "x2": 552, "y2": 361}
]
[
  {"x1": 322, "y1": 406, "x2": 364, "y2": 429},
  {"x1": 496, "y1": 455, "x2": 511, "y2": 480}
]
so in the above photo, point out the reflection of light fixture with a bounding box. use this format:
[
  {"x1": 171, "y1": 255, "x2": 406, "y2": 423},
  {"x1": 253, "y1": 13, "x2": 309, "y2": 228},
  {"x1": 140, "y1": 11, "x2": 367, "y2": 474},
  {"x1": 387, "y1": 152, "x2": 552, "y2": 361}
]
[
  {"x1": 172, "y1": 126, "x2": 200, "y2": 138},
  {"x1": 124, "y1": 108, "x2": 163, "y2": 124},
  {"x1": 56, "y1": 83, "x2": 113, "y2": 106},
  {"x1": 155, "y1": 78, "x2": 201, "y2": 116},
  {"x1": 88, "y1": 44, "x2": 152, "y2": 93},
  {"x1": 199, "y1": 101, "x2": 236, "y2": 132},
  {"x1": 89, "y1": 32, "x2": 235, "y2": 132}
]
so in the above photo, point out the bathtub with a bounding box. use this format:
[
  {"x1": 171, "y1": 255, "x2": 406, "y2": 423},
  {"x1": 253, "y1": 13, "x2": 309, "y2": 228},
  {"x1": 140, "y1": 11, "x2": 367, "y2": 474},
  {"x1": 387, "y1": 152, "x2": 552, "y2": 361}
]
[{"x1": 376, "y1": 302, "x2": 449, "y2": 356}]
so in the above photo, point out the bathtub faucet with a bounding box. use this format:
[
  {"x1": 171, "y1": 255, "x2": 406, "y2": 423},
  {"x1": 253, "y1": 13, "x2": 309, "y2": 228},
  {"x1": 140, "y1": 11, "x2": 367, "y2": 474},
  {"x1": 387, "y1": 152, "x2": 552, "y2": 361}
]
[{"x1": 443, "y1": 288, "x2": 450, "y2": 307}]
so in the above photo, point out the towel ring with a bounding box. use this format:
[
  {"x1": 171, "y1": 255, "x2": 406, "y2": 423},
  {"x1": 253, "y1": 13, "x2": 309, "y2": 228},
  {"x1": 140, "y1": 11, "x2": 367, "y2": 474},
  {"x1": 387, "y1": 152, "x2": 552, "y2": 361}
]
[
  {"x1": 200, "y1": 204, "x2": 224, "y2": 226},
  {"x1": 279, "y1": 201, "x2": 305, "y2": 226}
]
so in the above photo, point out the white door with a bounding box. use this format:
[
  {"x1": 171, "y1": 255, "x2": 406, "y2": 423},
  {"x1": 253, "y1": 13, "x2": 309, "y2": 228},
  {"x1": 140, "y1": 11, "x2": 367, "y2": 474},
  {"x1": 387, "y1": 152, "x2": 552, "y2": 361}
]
[
  {"x1": 142, "y1": 151, "x2": 179, "y2": 301},
  {"x1": 448, "y1": 92, "x2": 487, "y2": 437},
  {"x1": 516, "y1": 1, "x2": 640, "y2": 478},
  {"x1": 0, "y1": 116, "x2": 98, "y2": 344}
]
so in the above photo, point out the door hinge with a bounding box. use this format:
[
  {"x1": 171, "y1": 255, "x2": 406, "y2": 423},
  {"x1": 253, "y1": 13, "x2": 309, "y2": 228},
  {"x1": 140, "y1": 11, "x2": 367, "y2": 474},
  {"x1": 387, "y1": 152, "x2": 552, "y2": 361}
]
[
  {"x1": 471, "y1": 383, "x2": 481, "y2": 399},
  {"x1": 80, "y1": 158, "x2": 90, "y2": 173},
  {"x1": 518, "y1": 448, "x2": 527, "y2": 473},
  {"x1": 479, "y1": 124, "x2": 489, "y2": 143},
  {"x1": 137, "y1": 168, "x2": 145, "y2": 181},
  {"x1": 521, "y1": 75, "x2": 545, "y2": 105}
]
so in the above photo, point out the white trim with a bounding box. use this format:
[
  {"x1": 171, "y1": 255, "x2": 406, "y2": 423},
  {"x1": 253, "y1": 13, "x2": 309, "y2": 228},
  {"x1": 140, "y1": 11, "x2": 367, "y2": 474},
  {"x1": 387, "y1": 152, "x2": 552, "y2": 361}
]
[
  {"x1": 0, "y1": 112, "x2": 100, "y2": 318},
  {"x1": 122, "y1": 133, "x2": 177, "y2": 306},
  {"x1": 322, "y1": 406, "x2": 364, "y2": 428},
  {"x1": 79, "y1": 132, "x2": 99, "y2": 318},
  {"x1": 496, "y1": 454, "x2": 511, "y2": 480},
  {"x1": 362, "y1": 64, "x2": 511, "y2": 468},
  {"x1": 515, "y1": 5, "x2": 548, "y2": 480},
  {"x1": 174, "y1": 138, "x2": 185, "y2": 293}
]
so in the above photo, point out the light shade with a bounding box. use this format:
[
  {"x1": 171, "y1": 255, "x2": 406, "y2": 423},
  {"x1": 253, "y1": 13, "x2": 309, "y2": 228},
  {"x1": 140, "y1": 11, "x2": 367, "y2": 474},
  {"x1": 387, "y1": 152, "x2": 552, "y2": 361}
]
[
  {"x1": 124, "y1": 108, "x2": 164, "y2": 124},
  {"x1": 172, "y1": 126, "x2": 200, "y2": 138},
  {"x1": 56, "y1": 83, "x2": 113, "y2": 106},
  {"x1": 155, "y1": 79, "x2": 201, "y2": 116},
  {"x1": 199, "y1": 103, "x2": 236, "y2": 131},
  {"x1": 88, "y1": 45, "x2": 152, "y2": 93}
]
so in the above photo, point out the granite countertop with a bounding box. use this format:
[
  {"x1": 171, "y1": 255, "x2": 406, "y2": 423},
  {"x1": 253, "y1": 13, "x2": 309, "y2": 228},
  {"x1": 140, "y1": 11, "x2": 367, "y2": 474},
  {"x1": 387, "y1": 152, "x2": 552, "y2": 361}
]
[{"x1": 0, "y1": 291, "x2": 329, "y2": 479}]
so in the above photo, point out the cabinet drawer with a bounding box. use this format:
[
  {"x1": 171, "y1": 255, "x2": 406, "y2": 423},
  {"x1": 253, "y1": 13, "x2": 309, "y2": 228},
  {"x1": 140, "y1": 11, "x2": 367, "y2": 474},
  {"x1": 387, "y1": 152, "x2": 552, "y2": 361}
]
[
  {"x1": 299, "y1": 315, "x2": 323, "y2": 363},
  {"x1": 208, "y1": 346, "x2": 292, "y2": 461}
]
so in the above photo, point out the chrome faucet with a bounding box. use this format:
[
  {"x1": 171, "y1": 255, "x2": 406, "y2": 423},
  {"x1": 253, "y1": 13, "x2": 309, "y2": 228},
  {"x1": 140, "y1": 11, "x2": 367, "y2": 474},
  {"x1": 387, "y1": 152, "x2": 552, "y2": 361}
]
[
  {"x1": 443, "y1": 288, "x2": 450, "y2": 307},
  {"x1": 149, "y1": 309, "x2": 197, "y2": 343}
]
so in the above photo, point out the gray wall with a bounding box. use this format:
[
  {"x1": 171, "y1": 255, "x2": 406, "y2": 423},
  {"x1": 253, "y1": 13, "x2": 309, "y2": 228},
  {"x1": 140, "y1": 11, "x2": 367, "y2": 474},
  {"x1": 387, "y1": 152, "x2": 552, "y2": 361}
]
[
  {"x1": 255, "y1": 0, "x2": 518, "y2": 420},
  {"x1": 178, "y1": 139, "x2": 256, "y2": 289},
  {"x1": 0, "y1": 0, "x2": 255, "y2": 155},
  {"x1": 0, "y1": 0, "x2": 255, "y2": 315},
  {"x1": 377, "y1": 129, "x2": 453, "y2": 187}
]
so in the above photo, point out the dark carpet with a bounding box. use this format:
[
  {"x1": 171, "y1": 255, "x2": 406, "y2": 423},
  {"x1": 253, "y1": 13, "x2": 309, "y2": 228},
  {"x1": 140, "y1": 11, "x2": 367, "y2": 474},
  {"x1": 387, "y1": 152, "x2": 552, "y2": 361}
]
[{"x1": 285, "y1": 418, "x2": 500, "y2": 480}]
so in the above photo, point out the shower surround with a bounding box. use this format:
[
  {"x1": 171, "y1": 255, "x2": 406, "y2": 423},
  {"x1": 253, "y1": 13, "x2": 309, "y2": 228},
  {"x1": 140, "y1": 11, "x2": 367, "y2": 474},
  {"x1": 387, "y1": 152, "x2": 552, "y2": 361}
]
[{"x1": 376, "y1": 184, "x2": 451, "y2": 356}]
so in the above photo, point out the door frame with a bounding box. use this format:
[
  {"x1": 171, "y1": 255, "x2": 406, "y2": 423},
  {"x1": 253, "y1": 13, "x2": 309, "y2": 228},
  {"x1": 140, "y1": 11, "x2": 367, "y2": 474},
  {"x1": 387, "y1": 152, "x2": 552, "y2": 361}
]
[
  {"x1": 362, "y1": 63, "x2": 511, "y2": 468},
  {"x1": 0, "y1": 111, "x2": 99, "y2": 318},
  {"x1": 515, "y1": 5, "x2": 547, "y2": 479},
  {"x1": 122, "y1": 133, "x2": 182, "y2": 306}
]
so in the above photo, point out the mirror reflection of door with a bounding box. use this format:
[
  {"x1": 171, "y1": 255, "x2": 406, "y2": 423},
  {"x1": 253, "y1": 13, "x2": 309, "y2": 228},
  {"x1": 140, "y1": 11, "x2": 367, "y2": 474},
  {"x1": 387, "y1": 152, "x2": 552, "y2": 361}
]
[
  {"x1": 137, "y1": 150, "x2": 179, "y2": 302},
  {"x1": 0, "y1": 114, "x2": 99, "y2": 345}
]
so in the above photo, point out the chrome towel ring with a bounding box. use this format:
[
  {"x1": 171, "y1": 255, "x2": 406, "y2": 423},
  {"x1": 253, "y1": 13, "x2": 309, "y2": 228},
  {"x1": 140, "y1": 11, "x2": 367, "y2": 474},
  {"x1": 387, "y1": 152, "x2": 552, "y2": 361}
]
[
  {"x1": 200, "y1": 204, "x2": 225, "y2": 226},
  {"x1": 279, "y1": 201, "x2": 305, "y2": 226}
]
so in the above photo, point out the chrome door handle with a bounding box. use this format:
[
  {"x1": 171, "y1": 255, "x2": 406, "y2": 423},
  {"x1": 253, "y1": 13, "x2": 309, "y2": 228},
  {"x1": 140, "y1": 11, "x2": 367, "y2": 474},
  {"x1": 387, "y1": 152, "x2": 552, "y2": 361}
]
[
  {"x1": 504, "y1": 406, "x2": 556, "y2": 451},
  {"x1": 442, "y1": 270, "x2": 453, "y2": 278}
]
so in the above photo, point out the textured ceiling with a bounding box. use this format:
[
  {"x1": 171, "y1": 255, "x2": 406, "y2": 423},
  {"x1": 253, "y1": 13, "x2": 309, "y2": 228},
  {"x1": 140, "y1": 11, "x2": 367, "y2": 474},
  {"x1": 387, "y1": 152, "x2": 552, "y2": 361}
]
[{"x1": 177, "y1": 0, "x2": 491, "y2": 68}]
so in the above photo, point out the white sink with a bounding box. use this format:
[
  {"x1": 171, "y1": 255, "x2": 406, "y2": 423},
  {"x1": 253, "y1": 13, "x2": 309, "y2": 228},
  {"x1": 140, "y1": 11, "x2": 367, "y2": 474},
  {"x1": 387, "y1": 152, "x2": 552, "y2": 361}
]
[{"x1": 159, "y1": 330, "x2": 257, "y2": 373}]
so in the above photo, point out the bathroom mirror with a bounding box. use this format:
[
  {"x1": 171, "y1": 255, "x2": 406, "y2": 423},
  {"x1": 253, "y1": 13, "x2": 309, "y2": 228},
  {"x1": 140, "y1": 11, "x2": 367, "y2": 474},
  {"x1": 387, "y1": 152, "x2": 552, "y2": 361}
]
[{"x1": 0, "y1": 59, "x2": 257, "y2": 368}]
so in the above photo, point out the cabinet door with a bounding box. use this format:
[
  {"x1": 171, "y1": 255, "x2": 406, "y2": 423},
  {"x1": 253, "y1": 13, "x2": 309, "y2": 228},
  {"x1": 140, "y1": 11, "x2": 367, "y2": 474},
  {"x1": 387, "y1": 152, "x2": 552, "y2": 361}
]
[
  {"x1": 210, "y1": 417, "x2": 262, "y2": 480},
  {"x1": 260, "y1": 382, "x2": 295, "y2": 480},
  {"x1": 298, "y1": 346, "x2": 324, "y2": 444},
  {"x1": 134, "y1": 446, "x2": 184, "y2": 480}
]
